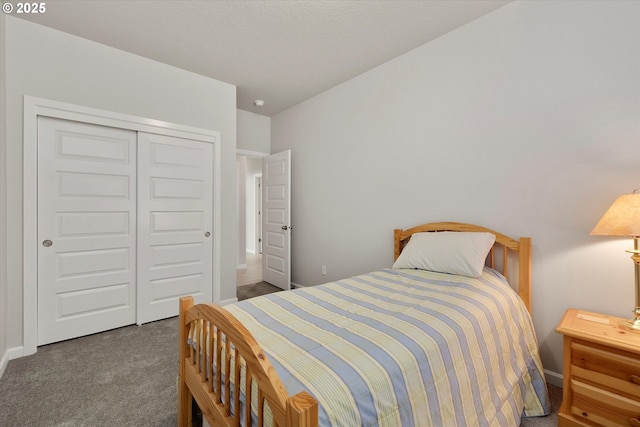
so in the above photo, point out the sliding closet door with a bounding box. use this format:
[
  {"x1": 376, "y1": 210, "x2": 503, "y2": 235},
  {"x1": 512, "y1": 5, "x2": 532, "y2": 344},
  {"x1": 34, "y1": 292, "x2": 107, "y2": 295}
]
[
  {"x1": 37, "y1": 117, "x2": 137, "y2": 345},
  {"x1": 137, "y1": 133, "x2": 213, "y2": 324}
]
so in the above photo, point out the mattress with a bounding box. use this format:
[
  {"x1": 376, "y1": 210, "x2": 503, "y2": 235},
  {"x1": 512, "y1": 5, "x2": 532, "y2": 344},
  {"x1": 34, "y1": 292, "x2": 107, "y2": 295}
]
[{"x1": 225, "y1": 267, "x2": 550, "y2": 426}]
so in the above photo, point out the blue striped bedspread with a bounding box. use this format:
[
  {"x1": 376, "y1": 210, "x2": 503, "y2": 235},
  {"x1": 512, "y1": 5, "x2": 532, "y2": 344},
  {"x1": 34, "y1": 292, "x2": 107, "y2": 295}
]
[{"x1": 225, "y1": 267, "x2": 550, "y2": 426}]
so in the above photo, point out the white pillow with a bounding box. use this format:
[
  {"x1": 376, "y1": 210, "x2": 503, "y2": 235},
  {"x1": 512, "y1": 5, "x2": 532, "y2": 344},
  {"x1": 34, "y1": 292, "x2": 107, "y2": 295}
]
[{"x1": 392, "y1": 231, "x2": 496, "y2": 277}]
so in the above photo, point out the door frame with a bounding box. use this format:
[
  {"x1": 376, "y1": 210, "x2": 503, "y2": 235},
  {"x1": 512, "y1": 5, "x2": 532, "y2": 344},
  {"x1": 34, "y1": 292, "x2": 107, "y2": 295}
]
[
  {"x1": 255, "y1": 175, "x2": 262, "y2": 254},
  {"x1": 23, "y1": 96, "x2": 221, "y2": 356},
  {"x1": 236, "y1": 149, "x2": 267, "y2": 273}
]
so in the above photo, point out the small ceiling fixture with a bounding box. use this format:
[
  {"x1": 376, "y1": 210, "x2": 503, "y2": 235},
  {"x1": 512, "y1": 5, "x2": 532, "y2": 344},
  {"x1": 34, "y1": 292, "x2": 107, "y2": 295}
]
[{"x1": 254, "y1": 100, "x2": 265, "y2": 107}]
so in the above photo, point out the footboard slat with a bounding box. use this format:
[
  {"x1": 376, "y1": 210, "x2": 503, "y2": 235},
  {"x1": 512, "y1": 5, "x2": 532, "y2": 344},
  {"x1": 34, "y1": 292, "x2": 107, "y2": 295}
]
[
  {"x1": 196, "y1": 320, "x2": 202, "y2": 382},
  {"x1": 205, "y1": 321, "x2": 212, "y2": 392},
  {"x1": 258, "y1": 389, "x2": 264, "y2": 426},
  {"x1": 233, "y1": 347, "x2": 241, "y2": 427},
  {"x1": 224, "y1": 338, "x2": 232, "y2": 417},
  {"x1": 245, "y1": 366, "x2": 253, "y2": 427},
  {"x1": 178, "y1": 296, "x2": 319, "y2": 427},
  {"x1": 215, "y1": 327, "x2": 223, "y2": 403}
]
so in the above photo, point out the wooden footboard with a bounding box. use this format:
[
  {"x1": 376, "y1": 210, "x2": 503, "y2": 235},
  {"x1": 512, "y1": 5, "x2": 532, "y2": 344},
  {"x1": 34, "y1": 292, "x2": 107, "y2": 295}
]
[{"x1": 178, "y1": 296, "x2": 318, "y2": 427}]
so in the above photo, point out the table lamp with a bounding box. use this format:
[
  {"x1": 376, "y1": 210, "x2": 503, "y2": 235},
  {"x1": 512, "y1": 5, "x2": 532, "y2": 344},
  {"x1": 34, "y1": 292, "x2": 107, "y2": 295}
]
[{"x1": 591, "y1": 190, "x2": 640, "y2": 331}]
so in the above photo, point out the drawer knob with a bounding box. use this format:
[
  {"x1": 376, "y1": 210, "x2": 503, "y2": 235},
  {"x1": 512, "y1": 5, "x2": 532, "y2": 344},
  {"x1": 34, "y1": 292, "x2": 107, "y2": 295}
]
[{"x1": 631, "y1": 375, "x2": 640, "y2": 385}]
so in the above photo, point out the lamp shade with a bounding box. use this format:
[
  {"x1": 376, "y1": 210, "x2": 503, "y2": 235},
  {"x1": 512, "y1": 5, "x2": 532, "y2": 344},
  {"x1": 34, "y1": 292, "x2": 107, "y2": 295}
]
[{"x1": 591, "y1": 193, "x2": 640, "y2": 237}]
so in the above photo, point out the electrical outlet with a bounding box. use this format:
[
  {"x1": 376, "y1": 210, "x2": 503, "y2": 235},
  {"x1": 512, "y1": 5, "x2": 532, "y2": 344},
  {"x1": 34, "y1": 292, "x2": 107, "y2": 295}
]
[{"x1": 321, "y1": 265, "x2": 327, "y2": 276}]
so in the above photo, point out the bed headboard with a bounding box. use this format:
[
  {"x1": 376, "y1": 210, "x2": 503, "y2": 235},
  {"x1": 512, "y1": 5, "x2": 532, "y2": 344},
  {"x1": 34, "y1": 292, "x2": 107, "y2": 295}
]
[{"x1": 393, "y1": 222, "x2": 532, "y2": 313}]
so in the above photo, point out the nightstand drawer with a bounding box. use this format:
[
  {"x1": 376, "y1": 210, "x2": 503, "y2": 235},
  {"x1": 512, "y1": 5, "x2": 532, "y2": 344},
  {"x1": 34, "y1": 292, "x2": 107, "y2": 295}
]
[
  {"x1": 572, "y1": 340, "x2": 640, "y2": 398},
  {"x1": 571, "y1": 380, "x2": 640, "y2": 426},
  {"x1": 557, "y1": 309, "x2": 640, "y2": 427}
]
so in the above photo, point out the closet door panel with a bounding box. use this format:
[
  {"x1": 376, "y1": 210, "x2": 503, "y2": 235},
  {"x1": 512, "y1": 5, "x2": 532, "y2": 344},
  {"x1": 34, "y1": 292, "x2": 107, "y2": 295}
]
[
  {"x1": 137, "y1": 133, "x2": 213, "y2": 324},
  {"x1": 37, "y1": 117, "x2": 137, "y2": 345}
]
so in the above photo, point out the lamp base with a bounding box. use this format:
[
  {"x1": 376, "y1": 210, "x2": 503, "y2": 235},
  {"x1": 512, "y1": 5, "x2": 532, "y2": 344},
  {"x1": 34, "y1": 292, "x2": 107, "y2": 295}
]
[
  {"x1": 619, "y1": 318, "x2": 640, "y2": 332},
  {"x1": 619, "y1": 308, "x2": 640, "y2": 332}
]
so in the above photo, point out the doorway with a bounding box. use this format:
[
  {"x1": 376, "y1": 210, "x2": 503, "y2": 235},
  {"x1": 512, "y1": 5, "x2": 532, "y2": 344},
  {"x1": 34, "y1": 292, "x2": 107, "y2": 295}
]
[
  {"x1": 237, "y1": 153, "x2": 264, "y2": 287},
  {"x1": 236, "y1": 149, "x2": 291, "y2": 291}
]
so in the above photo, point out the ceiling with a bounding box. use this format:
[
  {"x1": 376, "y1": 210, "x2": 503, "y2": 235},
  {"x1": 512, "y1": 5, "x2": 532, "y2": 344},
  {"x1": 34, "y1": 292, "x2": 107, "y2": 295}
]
[{"x1": 16, "y1": 0, "x2": 511, "y2": 116}]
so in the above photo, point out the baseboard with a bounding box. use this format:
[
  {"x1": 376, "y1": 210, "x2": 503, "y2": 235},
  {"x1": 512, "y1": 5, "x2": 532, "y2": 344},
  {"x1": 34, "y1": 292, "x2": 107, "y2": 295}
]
[
  {"x1": 220, "y1": 297, "x2": 238, "y2": 306},
  {"x1": 0, "y1": 349, "x2": 8, "y2": 379},
  {"x1": 0, "y1": 345, "x2": 25, "y2": 378},
  {"x1": 544, "y1": 369, "x2": 562, "y2": 388},
  {"x1": 291, "y1": 282, "x2": 309, "y2": 289},
  {"x1": 7, "y1": 345, "x2": 24, "y2": 360}
]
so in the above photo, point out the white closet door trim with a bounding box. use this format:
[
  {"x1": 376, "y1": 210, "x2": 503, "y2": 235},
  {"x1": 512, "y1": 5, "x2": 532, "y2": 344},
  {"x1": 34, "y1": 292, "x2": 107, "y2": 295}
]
[{"x1": 23, "y1": 96, "x2": 221, "y2": 356}]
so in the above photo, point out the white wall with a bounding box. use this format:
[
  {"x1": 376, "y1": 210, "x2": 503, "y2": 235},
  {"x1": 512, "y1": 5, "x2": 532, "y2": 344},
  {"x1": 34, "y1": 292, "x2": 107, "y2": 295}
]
[
  {"x1": 238, "y1": 109, "x2": 271, "y2": 153},
  {"x1": 272, "y1": 0, "x2": 640, "y2": 379},
  {"x1": 0, "y1": 12, "x2": 8, "y2": 376},
  {"x1": 3, "y1": 16, "x2": 238, "y2": 356}
]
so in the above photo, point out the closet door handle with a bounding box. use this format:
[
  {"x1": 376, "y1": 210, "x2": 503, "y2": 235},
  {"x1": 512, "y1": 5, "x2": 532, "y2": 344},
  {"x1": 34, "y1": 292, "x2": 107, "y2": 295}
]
[
  {"x1": 42, "y1": 239, "x2": 53, "y2": 247},
  {"x1": 204, "y1": 232, "x2": 210, "y2": 237}
]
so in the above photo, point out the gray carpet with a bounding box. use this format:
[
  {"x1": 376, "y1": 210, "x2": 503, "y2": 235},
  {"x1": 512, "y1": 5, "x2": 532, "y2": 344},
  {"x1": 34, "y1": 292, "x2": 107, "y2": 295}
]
[
  {"x1": 0, "y1": 282, "x2": 560, "y2": 426},
  {"x1": 0, "y1": 316, "x2": 178, "y2": 426},
  {"x1": 237, "y1": 281, "x2": 283, "y2": 300}
]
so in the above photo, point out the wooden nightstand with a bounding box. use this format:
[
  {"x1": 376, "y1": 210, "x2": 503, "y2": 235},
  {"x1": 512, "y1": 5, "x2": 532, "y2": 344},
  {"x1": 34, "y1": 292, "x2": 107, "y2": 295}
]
[{"x1": 556, "y1": 308, "x2": 640, "y2": 426}]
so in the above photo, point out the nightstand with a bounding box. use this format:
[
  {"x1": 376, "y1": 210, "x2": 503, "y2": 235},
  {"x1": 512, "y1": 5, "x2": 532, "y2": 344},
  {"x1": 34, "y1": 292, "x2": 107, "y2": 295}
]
[{"x1": 556, "y1": 308, "x2": 640, "y2": 426}]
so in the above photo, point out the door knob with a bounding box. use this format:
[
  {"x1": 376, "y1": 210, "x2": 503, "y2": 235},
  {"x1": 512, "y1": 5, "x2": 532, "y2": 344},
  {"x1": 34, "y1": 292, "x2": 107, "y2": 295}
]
[
  {"x1": 42, "y1": 239, "x2": 53, "y2": 247},
  {"x1": 204, "y1": 231, "x2": 211, "y2": 237},
  {"x1": 281, "y1": 225, "x2": 291, "y2": 230}
]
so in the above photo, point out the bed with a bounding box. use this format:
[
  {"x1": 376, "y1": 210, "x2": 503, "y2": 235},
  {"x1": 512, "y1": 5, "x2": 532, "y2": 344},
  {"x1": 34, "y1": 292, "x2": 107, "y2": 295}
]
[{"x1": 178, "y1": 222, "x2": 550, "y2": 427}]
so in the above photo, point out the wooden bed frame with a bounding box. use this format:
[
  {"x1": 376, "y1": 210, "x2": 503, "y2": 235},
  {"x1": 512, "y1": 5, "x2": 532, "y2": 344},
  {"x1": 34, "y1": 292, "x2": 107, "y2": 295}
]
[
  {"x1": 393, "y1": 222, "x2": 532, "y2": 313},
  {"x1": 178, "y1": 222, "x2": 532, "y2": 427}
]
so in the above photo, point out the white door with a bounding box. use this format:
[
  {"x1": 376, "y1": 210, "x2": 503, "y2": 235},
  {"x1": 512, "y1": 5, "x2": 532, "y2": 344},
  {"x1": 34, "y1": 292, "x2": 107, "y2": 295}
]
[
  {"x1": 255, "y1": 176, "x2": 262, "y2": 254},
  {"x1": 262, "y1": 150, "x2": 291, "y2": 290},
  {"x1": 37, "y1": 117, "x2": 137, "y2": 345},
  {"x1": 137, "y1": 133, "x2": 213, "y2": 324}
]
